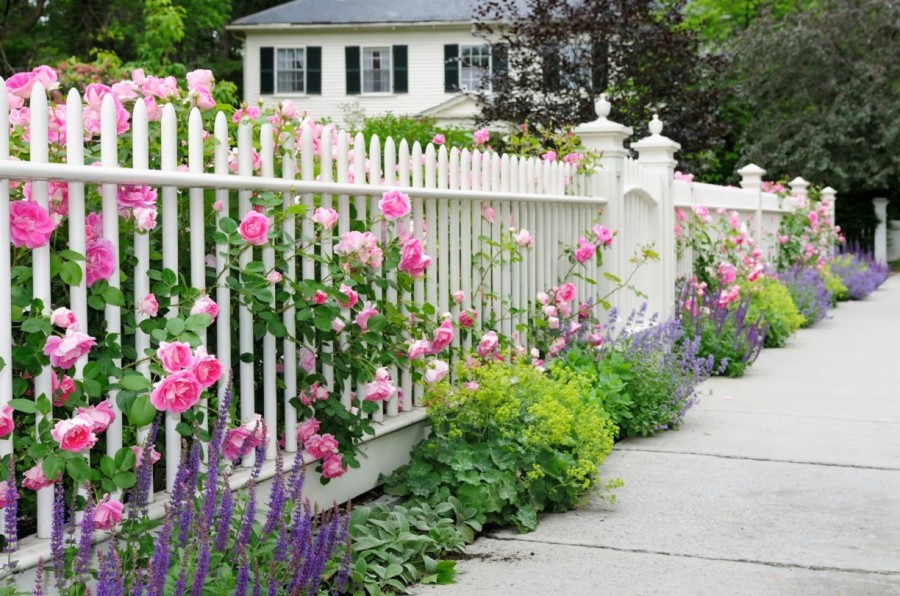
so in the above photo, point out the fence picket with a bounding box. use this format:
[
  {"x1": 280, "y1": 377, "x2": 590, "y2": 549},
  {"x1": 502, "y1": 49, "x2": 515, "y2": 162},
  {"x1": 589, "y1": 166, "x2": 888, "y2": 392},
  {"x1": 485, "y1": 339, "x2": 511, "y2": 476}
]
[
  {"x1": 236, "y1": 120, "x2": 255, "y2": 468},
  {"x1": 260, "y1": 123, "x2": 277, "y2": 460}
]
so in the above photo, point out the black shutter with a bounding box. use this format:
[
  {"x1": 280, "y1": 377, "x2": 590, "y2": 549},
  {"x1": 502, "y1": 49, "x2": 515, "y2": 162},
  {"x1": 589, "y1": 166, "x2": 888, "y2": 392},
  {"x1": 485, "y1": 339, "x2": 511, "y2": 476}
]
[
  {"x1": 345, "y1": 46, "x2": 361, "y2": 95},
  {"x1": 542, "y1": 45, "x2": 561, "y2": 92},
  {"x1": 444, "y1": 44, "x2": 459, "y2": 93},
  {"x1": 591, "y1": 41, "x2": 608, "y2": 93},
  {"x1": 260, "y1": 47, "x2": 274, "y2": 95},
  {"x1": 393, "y1": 45, "x2": 408, "y2": 93},
  {"x1": 306, "y1": 46, "x2": 322, "y2": 94},
  {"x1": 491, "y1": 43, "x2": 508, "y2": 91}
]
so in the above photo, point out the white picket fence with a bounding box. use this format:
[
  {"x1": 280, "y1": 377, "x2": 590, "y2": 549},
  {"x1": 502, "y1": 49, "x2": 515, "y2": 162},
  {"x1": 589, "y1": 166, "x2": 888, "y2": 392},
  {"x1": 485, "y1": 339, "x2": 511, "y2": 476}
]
[{"x1": 0, "y1": 83, "x2": 833, "y2": 567}]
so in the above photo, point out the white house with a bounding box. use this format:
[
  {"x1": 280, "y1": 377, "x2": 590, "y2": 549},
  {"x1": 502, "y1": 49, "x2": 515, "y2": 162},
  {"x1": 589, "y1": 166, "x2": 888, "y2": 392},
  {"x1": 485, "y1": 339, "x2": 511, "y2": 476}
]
[{"x1": 228, "y1": 0, "x2": 508, "y2": 128}]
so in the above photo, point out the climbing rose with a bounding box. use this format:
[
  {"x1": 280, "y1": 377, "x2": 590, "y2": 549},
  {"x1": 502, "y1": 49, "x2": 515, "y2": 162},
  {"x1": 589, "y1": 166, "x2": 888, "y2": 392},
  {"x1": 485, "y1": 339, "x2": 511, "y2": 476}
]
[
  {"x1": 267, "y1": 270, "x2": 283, "y2": 284},
  {"x1": 190, "y1": 295, "x2": 218, "y2": 322},
  {"x1": 52, "y1": 373, "x2": 76, "y2": 407},
  {"x1": 334, "y1": 231, "x2": 382, "y2": 267},
  {"x1": 430, "y1": 320, "x2": 454, "y2": 353},
  {"x1": 431, "y1": 134, "x2": 445, "y2": 145},
  {"x1": 51, "y1": 417, "x2": 98, "y2": 452},
  {"x1": 322, "y1": 452, "x2": 346, "y2": 479},
  {"x1": 76, "y1": 400, "x2": 116, "y2": 433},
  {"x1": 354, "y1": 303, "x2": 379, "y2": 331},
  {"x1": 305, "y1": 433, "x2": 339, "y2": 459},
  {"x1": 378, "y1": 190, "x2": 411, "y2": 220},
  {"x1": 481, "y1": 205, "x2": 496, "y2": 223},
  {"x1": 0, "y1": 405, "x2": 14, "y2": 439},
  {"x1": 9, "y1": 200, "x2": 56, "y2": 249},
  {"x1": 50, "y1": 308, "x2": 78, "y2": 329},
  {"x1": 398, "y1": 237, "x2": 431, "y2": 278},
  {"x1": 476, "y1": 331, "x2": 499, "y2": 358},
  {"x1": 407, "y1": 339, "x2": 431, "y2": 361},
  {"x1": 149, "y1": 370, "x2": 202, "y2": 414},
  {"x1": 555, "y1": 282, "x2": 577, "y2": 304},
  {"x1": 85, "y1": 238, "x2": 116, "y2": 286},
  {"x1": 458, "y1": 310, "x2": 477, "y2": 328},
  {"x1": 424, "y1": 360, "x2": 449, "y2": 384},
  {"x1": 514, "y1": 229, "x2": 533, "y2": 249},
  {"x1": 131, "y1": 445, "x2": 162, "y2": 468},
  {"x1": 592, "y1": 224, "x2": 614, "y2": 246},
  {"x1": 223, "y1": 415, "x2": 267, "y2": 461},
  {"x1": 298, "y1": 346, "x2": 316, "y2": 374},
  {"x1": 453, "y1": 291, "x2": 465, "y2": 304},
  {"x1": 238, "y1": 210, "x2": 270, "y2": 245},
  {"x1": 312, "y1": 207, "x2": 339, "y2": 229},
  {"x1": 473, "y1": 128, "x2": 490, "y2": 145},
  {"x1": 139, "y1": 293, "x2": 159, "y2": 317},
  {"x1": 337, "y1": 285, "x2": 359, "y2": 309},
  {"x1": 574, "y1": 237, "x2": 596, "y2": 263},
  {"x1": 156, "y1": 341, "x2": 194, "y2": 373},
  {"x1": 93, "y1": 494, "x2": 124, "y2": 530},
  {"x1": 22, "y1": 465, "x2": 53, "y2": 491},
  {"x1": 297, "y1": 418, "x2": 320, "y2": 444},
  {"x1": 44, "y1": 328, "x2": 96, "y2": 369},
  {"x1": 364, "y1": 367, "x2": 395, "y2": 402},
  {"x1": 191, "y1": 346, "x2": 223, "y2": 389}
]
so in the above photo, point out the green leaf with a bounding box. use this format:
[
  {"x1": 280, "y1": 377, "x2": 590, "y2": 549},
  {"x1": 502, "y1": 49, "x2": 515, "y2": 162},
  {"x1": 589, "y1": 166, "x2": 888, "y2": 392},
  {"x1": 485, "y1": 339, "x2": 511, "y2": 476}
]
[
  {"x1": 115, "y1": 447, "x2": 136, "y2": 471},
  {"x1": 165, "y1": 318, "x2": 186, "y2": 336},
  {"x1": 59, "y1": 261, "x2": 83, "y2": 286},
  {"x1": 59, "y1": 249, "x2": 85, "y2": 262},
  {"x1": 43, "y1": 455, "x2": 64, "y2": 481},
  {"x1": 8, "y1": 398, "x2": 38, "y2": 414},
  {"x1": 239, "y1": 352, "x2": 255, "y2": 364},
  {"x1": 36, "y1": 395, "x2": 52, "y2": 416},
  {"x1": 66, "y1": 457, "x2": 94, "y2": 483},
  {"x1": 184, "y1": 314, "x2": 212, "y2": 332},
  {"x1": 100, "y1": 456, "x2": 117, "y2": 478},
  {"x1": 161, "y1": 269, "x2": 177, "y2": 287},
  {"x1": 120, "y1": 374, "x2": 151, "y2": 392},
  {"x1": 129, "y1": 396, "x2": 158, "y2": 427},
  {"x1": 218, "y1": 217, "x2": 238, "y2": 234},
  {"x1": 21, "y1": 318, "x2": 50, "y2": 334},
  {"x1": 113, "y1": 471, "x2": 137, "y2": 489},
  {"x1": 82, "y1": 379, "x2": 103, "y2": 398},
  {"x1": 101, "y1": 286, "x2": 126, "y2": 307},
  {"x1": 366, "y1": 314, "x2": 388, "y2": 333}
]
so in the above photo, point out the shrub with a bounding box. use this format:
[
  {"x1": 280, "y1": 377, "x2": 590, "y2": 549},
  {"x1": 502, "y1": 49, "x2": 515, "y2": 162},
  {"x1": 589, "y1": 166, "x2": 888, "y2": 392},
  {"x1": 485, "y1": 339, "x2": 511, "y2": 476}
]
[
  {"x1": 829, "y1": 248, "x2": 890, "y2": 300},
  {"x1": 353, "y1": 113, "x2": 472, "y2": 149},
  {"x1": 779, "y1": 266, "x2": 832, "y2": 327},
  {"x1": 821, "y1": 266, "x2": 849, "y2": 304},
  {"x1": 599, "y1": 307, "x2": 716, "y2": 436},
  {"x1": 554, "y1": 344, "x2": 634, "y2": 433},
  {"x1": 384, "y1": 360, "x2": 617, "y2": 533},
  {"x1": 742, "y1": 277, "x2": 806, "y2": 347},
  {"x1": 677, "y1": 285, "x2": 767, "y2": 378}
]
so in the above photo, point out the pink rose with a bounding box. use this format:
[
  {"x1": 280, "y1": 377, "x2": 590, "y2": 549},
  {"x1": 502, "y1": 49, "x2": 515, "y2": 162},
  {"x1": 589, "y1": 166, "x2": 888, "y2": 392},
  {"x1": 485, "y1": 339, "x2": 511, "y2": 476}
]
[
  {"x1": 458, "y1": 310, "x2": 477, "y2": 328},
  {"x1": 297, "y1": 418, "x2": 321, "y2": 444},
  {"x1": 5, "y1": 71, "x2": 36, "y2": 98},
  {"x1": 555, "y1": 282, "x2": 577, "y2": 304},
  {"x1": 453, "y1": 291, "x2": 465, "y2": 304},
  {"x1": 76, "y1": 400, "x2": 116, "y2": 433},
  {"x1": 717, "y1": 262, "x2": 737, "y2": 285},
  {"x1": 338, "y1": 285, "x2": 358, "y2": 309},
  {"x1": 364, "y1": 367, "x2": 395, "y2": 402},
  {"x1": 537, "y1": 292, "x2": 550, "y2": 305},
  {"x1": 477, "y1": 331, "x2": 499, "y2": 358},
  {"x1": 51, "y1": 417, "x2": 98, "y2": 452},
  {"x1": 542, "y1": 150, "x2": 557, "y2": 162},
  {"x1": 156, "y1": 341, "x2": 194, "y2": 373},
  {"x1": 592, "y1": 224, "x2": 614, "y2": 246},
  {"x1": 52, "y1": 373, "x2": 76, "y2": 407},
  {"x1": 44, "y1": 328, "x2": 97, "y2": 369},
  {"x1": 223, "y1": 414, "x2": 267, "y2": 461},
  {"x1": 432, "y1": 134, "x2": 445, "y2": 145},
  {"x1": 514, "y1": 229, "x2": 533, "y2": 249},
  {"x1": 93, "y1": 494, "x2": 124, "y2": 530},
  {"x1": 267, "y1": 271, "x2": 283, "y2": 284},
  {"x1": 131, "y1": 445, "x2": 162, "y2": 468},
  {"x1": 140, "y1": 293, "x2": 159, "y2": 317},
  {"x1": 407, "y1": 339, "x2": 431, "y2": 361},
  {"x1": 334, "y1": 231, "x2": 383, "y2": 267},
  {"x1": 312, "y1": 290, "x2": 328, "y2": 305},
  {"x1": 186, "y1": 69, "x2": 214, "y2": 90},
  {"x1": 9, "y1": 200, "x2": 56, "y2": 249},
  {"x1": 312, "y1": 207, "x2": 340, "y2": 229},
  {"x1": 85, "y1": 238, "x2": 116, "y2": 287},
  {"x1": 424, "y1": 360, "x2": 449, "y2": 384},
  {"x1": 190, "y1": 295, "x2": 219, "y2": 323},
  {"x1": 430, "y1": 320, "x2": 454, "y2": 354},
  {"x1": 85, "y1": 212, "x2": 103, "y2": 242},
  {"x1": 574, "y1": 237, "x2": 596, "y2": 263},
  {"x1": 331, "y1": 318, "x2": 346, "y2": 333},
  {"x1": 22, "y1": 465, "x2": 53, "y2": 491},
  {"x1": 116, "y1": 185, "x2": 157, "y2": 210},
  {"x1": 305, "y1": 433, "x2": 339, "y2": 459},
  {"x1": 50, "y1": 307, "x2": 78, "y2": 329},
  {"x1": 238, "y1": 210, "x2": 270, "y2": 245},
  {"x1": 0, "y1": 405, "x2": 14, "y2": 439},
  {"x1": 150, "y1": 370, "x2": 202, "y2": 414},
  {"x1": 717, "y1": 285, "x2": 741, "y2": 307},
  {"x1": 321, "y1": 451, "x2": 346, "y2": 479},
  {"x1": 481, "y1": 205, "x2": 496, "y2": 223},
  {"x1": 473, "y1": 128, "x2": 490, "y2": 145},
  {"x1": 747, "y1": 264, "x2": 764, "y2": 282},
  {"x1": 378, "y1": 190, "x2": 411, "y2": 220},
  {"x1": 354, "y1": 303, "x2": 379, "y2": 331},
  {"x1": 398, "y1": 237, "x2": 431, "y2": 278},
  {"x1": 542, "y1": 305, "x2": 558, "y2": 317},
  {"x1": 298, "y1": 346, "x2": 316, "y2": 374},
  {"x1": 133, "y1": 207, "x2": 157, "y2": 231},
  {"x1": 191, "y1": 346, "x2": 223, "y2": 389}
]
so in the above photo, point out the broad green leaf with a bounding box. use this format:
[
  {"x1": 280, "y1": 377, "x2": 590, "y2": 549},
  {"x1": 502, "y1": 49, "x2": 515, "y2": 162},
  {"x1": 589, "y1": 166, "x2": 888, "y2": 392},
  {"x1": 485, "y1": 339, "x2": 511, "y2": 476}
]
[
  {"x1": 60, "y1": 261, "x2": 83, "y2": 286},
  {"x1": 8, "y1": 398, "x2": 37, "y2": 414},
  {"x1": 128, "y1": 396, "x2": 158, "y2": 427},
  {"x1": 119, "y1": 374, "x2": 151, "y2": 392}
]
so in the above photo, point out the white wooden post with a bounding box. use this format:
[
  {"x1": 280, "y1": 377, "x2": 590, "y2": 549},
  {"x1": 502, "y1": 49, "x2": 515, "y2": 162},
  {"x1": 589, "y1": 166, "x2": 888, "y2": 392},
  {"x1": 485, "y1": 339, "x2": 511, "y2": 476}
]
[
  {"x1": 789, "y1": 176, "x2": 810, "y2": 208},
  {"x1": 820, "y1": 186, "x2": 838, "y2": 257},
  {"x1": 574, "y1": 94, "x2": 632, "y2": 313},
  {"x1": 873, "y1": 198, "x2": 889, "y2": 264},
  {"x1": 738, "y1": 163, "x2": 766, "y2": 242},
  {"x1": 633, "y1": 114, "x2": 680, "y2": 319}
]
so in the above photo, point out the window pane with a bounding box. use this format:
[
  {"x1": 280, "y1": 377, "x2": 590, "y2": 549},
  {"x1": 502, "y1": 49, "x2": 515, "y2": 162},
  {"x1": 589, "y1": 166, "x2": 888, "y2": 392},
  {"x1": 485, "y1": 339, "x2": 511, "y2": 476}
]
[
  {"x1": 276, "y1": 48, "x2": 305, "y2": 93},
  {"x1": 363, "y1": 47, "x2": 391, "y2": 93},
  {"x1": 459, "y1": 44, "x2": 491, "y2": 91}
]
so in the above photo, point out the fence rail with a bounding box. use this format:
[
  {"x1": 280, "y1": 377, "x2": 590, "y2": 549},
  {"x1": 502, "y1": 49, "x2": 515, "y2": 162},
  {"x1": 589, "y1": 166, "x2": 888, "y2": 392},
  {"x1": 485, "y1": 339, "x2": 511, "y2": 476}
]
[{"x1": 0, "y1": 83, "x2": 834, "y2": 565}]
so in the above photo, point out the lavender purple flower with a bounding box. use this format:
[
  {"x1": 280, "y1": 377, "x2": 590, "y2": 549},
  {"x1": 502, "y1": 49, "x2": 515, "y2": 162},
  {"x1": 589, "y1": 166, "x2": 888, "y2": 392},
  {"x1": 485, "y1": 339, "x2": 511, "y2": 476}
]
[
  {"x1": 74, "y1": 489, "x2": 94, "y2": 578},
  {"x1": 830, "y1": 246, "x2": 890, "y2": 300},
  {"x1": 3, "y1": 457, "x2": 18, "y2": 557},
  {"x1": 780, "y1": 265, "x2": 831, "y2": 326}
]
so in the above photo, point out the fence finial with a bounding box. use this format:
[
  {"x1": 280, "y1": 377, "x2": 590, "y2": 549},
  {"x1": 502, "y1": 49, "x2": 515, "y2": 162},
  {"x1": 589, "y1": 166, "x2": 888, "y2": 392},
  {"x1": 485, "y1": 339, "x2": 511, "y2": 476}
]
[
  {"x1": 649, "y1": 114, "x2": 663, "y2": 136},
  {"x1": 595, "y1": 94, "x2": 611, "y2": 119}
]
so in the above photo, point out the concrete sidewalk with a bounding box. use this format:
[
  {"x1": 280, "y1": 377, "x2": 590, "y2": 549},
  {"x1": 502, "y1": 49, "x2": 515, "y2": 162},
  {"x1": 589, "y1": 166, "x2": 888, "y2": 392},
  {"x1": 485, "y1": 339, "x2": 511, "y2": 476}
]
[{"x1": 414, "y1": 275, "x2": 900, "y2": 596}]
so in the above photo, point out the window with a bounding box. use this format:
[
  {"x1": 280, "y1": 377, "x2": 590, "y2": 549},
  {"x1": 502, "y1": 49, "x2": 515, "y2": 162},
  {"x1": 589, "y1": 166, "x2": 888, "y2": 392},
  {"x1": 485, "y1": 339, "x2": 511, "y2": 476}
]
[
  {"x1": 276, "y1": 48, "x2": 305, "y2": 94},
  {"x1": 459, "y1": 44, "x2": 491, "y2": 91},
  {"x1": 363, "y1": 47, "x2": 392, "y2": 93}
]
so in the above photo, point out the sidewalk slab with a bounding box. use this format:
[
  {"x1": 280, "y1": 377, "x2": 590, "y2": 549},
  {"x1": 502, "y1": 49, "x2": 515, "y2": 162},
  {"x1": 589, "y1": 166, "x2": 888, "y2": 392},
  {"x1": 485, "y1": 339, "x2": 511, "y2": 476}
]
[{"x1": 412, "y1": 538, "x2": 900, "y2": 596}]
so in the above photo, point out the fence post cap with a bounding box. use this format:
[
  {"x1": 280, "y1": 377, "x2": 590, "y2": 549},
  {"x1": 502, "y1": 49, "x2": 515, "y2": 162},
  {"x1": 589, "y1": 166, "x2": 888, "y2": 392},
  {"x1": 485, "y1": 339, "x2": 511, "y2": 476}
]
[
  {"x1": 737, "y1": 163, "x2": 766, "y2": 176},
  {"x1": 821, "y1": 186, "x2": 837, "y2": 194},
  {"x1": 595, "y1": 93, "x2": 611, "y2": 119},
  {"x1": 789, "y1": 176, "x2": 809, "y2": 187},
  {"x1": 648, "y1": 114, "x2": 663, "y2": 135}
]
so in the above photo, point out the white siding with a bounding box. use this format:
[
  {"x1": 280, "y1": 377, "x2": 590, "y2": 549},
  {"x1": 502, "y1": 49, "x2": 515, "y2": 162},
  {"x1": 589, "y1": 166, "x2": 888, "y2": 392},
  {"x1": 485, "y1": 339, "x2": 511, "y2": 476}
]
[{"x1": 243, "y1": 25, "x2": 487, "y2": 127}]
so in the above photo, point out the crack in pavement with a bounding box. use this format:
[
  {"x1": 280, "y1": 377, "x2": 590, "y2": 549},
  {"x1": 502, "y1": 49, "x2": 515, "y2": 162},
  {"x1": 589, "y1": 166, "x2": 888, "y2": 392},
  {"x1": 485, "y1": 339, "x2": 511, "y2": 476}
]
[
  {"x1": 613, "y1": 447, "x2": 900, "y2": 472},
  {"x1": 481, "y1": 534, "x2": 900, "y2": 577}
]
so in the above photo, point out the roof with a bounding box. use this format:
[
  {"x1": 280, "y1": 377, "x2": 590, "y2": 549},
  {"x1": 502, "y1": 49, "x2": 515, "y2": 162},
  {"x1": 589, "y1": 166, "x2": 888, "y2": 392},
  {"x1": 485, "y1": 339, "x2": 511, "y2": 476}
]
[{"x1": 231, "y1": 0, "x2": 480, "y2": 27}]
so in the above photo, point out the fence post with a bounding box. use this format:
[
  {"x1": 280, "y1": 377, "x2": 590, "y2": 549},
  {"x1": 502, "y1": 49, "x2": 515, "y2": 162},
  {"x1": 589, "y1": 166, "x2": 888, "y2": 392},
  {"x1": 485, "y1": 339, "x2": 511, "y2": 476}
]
[
  {"x1": 820, "y1": 186, "x2": 838, "y2": 257},
  {"x1": 873, "y1": 198, "x2": 889, "y2": 264},
  {"x1": 632, "y1": 114, "x2": 680, "y2": 319},
  {"x1": 789, "y1": 176, "x2": 809, "y2": 207},
  {"x1": 737, "y1": 163, "x2": 766, "y2": 243},
  {"x1": 574, "y1": 94, "x2": 632, "y2": 312}
]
